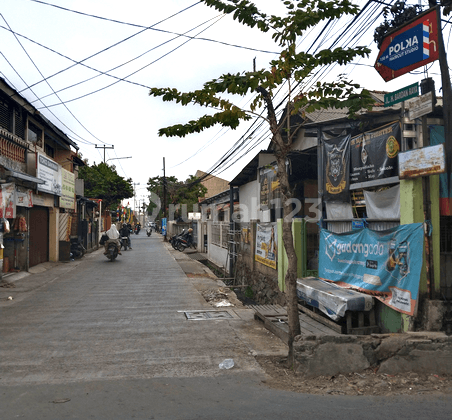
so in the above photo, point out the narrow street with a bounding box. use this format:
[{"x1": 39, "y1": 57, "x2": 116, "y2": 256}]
[{"x1": 1, "y1": 233, "x2": 451, "y2": 419}]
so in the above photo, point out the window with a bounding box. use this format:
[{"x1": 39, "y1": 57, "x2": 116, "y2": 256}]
[{"x1": 28, "y1": 122, "x2": 42, "y2": 146}]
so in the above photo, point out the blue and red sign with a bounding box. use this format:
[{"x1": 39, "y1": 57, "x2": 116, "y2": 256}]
[{"x1": 375, "y1": 8, "x2": 439, "y2": 82}]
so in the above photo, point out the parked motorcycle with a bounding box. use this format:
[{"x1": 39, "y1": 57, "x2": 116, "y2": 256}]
[
  {"x1": 176, "y1": 231, "x2": 196, "y2": 252},
  {"x1": 70, "y1": 238, "x2": 86, "y2": 259},
  {"x1": 169, "y1": 229, "x2": 186, "y2": 249}
]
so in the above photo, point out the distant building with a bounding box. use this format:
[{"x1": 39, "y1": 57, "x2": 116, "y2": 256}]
[{"x1": 195, "y1": 170, "x2": 229, "y2": 200}]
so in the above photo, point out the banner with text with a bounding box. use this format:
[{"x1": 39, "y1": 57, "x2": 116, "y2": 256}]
[
  {"x1": 350, "y1": 121, "x2": 400, "y2": 185},
  {"x1": 319, "y1": 223, "x2": 424, "y2": 315},
  {"x1": 255, "y1": 223, "x2": 277, "y2": 270}
]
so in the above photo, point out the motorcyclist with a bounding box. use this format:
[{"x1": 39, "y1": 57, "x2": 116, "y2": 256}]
[
  {"x1": 104, "y1": 224, "x2": 122, "y2": 255},
  {"x1": 120, "y1": 223, "x2": 132, "y2": 249}
]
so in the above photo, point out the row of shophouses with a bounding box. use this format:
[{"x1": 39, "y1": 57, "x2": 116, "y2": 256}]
[
  {"x1": 171, "y1": 86, "x2": 452, "y2": 335},
  {"x1": 0, "y1": 77, "x2": 106, "y2": 277}
]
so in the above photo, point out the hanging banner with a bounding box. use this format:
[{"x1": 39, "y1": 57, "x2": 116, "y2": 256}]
[
  {"x1": 37, "y1": 152, "x2": 62, "y2": 196},
  {"x1": 350, "y1": 122, "x2": 400, "y2": 186},
  {"x1": 260, "y1": 164, "x2": 280, "y2": 208},
  {"x1": 319, "y1": 223, "x2": 424, "y2": 316},
  {"x1": 255, "y1": 223, "x2": 277, "y2": 269},
  {"x1": 16, "y1": 186, "x2": 33, "y2": 208},
  {"x1": 59, "y1": 168, "x2": 76, "y2": 210},
  {"x1": 323, "y1": 134, "x2": 350, "y2": 202},
  {"x1": 430, "y1": 125, "x2": 452, "y2": 215},
  {"x1": 0, "y1": 183, "x2": 15, "y2": 218}
]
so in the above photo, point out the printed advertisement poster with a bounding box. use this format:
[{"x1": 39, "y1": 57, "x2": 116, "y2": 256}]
[
  {"x1": 260, "y1": 164, "x2": 280, "y2": 208},
  {"x1": 37, "y1": 152, "x2": 62, "y2": 196},
  {"x1": 161, "y1": 218, "x2": 167, "y2": 236},
  {"x1": 323, "y1": 134, "x2": 350, "y2": 202},
  {"x1": 0, "y1": 183, "x2": 15, "y2": 218},
  {"x1": 350, "y1": 122, "x2": 400, "y2": 185},
  {"x1": 255, "y1": 223, "x2": 277, "y2": 269},
  {"x1": 59, "y1": 168, "x2": 75, "y2": 210},
  {"x1": 319, "y1": 223, "x2": 424, "y2": 315},
  {"x1": 16, "y1": 187, "x2": 33, "y2": 208}
]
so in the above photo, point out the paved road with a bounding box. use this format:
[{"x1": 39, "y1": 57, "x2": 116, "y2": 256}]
[{"x1": 1, "y1": 232, "x2": 451, "y2": 419}]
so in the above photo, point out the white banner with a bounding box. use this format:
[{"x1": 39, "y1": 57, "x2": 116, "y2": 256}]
[{"x1": 37, "y1": 152, "x2": 62, "y2": 196}]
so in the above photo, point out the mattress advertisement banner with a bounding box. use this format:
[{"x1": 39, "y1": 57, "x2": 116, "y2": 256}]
[
  {"x1": 319, "y1": 223, "x2": 424, "y2": 316},
  {"x1": 255, "y1": 223, "x2": 277, "y2": 270}
]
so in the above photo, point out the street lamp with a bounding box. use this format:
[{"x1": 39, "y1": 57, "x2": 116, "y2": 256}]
[{"x1": 106, "y1": 156, "x2": 132, "y2": 163}]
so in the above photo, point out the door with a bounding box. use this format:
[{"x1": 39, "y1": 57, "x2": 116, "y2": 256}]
[{"x1": 29, "y1": 206, "x2": 49, "y2": 267}]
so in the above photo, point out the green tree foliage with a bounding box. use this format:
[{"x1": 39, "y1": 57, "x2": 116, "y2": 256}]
[
  {"x1": 78, "y1": 162, "x2": 134, "y2": 210},
  {"x1": 146, "y1": 174, "x2": 207, "y2": 219},
  {"x1": 149, "y1": 0, "x2": 375, "y2": 364}
]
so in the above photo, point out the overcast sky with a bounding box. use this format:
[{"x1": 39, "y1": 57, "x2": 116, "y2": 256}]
[{"x1": 0, "y1": 0, "x2": 449, "y2": 202}]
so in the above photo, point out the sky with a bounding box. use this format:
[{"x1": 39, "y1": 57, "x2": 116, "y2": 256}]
[{"x1": 0, "y1": 0, "x2": 450, "y2": 204}]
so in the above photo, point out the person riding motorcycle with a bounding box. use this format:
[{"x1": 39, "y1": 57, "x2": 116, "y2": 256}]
[
  {"x1": 120, "y1": 223, "x2": 132, "y2": 249},
  {"x1": 103, "y1": 224, "x2": 122, "y2": 255}
]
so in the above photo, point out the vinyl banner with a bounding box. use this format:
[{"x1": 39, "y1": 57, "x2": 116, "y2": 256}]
[
  {"x1": 323, "y1": 134, "x2": 350, "y2": 202},
  {"x1": 37, "y1": 152, "x2": 62, "y2": 196},
  {"x1": 319, "y1": 223, "x2": 424, "y2": 316},
  {"x1": 260, "y1": 164, "x2": 280, "y2": 208},
  {"x1": 350, "y1": 122, "x2": 400, "y2": 185},
  {"x1": 0, "y1": 183, "x2": 15, "y2": 218},
  {"x1": 255, "y1": 223, "x2": 277, "y2": 270}
]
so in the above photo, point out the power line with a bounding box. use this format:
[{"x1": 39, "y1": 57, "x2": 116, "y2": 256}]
[{"x1": 27, "y1": 0, "x2": 278, "y2": 55}]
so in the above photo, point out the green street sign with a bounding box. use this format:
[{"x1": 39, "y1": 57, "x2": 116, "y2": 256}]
[{"x1": 384, "y1": 83, "x2": 419, "y2": 107}]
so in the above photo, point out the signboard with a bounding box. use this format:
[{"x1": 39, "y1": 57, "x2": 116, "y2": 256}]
[
  {"x1": 319, "y1": 223, "x2": 424, "y2": 316},
  {"x1": 408, "y1": 91, "x2": 434, "y2": 120},
  {"x1": 16, "y1": 187, "x2": 33, "y2": 208},
  {"x1": 0, "y1": 183, "x2": 15, "y2": 218},
  {"x1": 323, "y1": 134, "x2": 350, "y2": 202},
  {"x1": 37, "y1": 152, "x2": 62, "y2": 196},
  {"x1": 59, "y1": 168, "x2": 75, "y2": 209},
  {"x1": 375, "y1": 8, "x2": 439, "y2": 82},
  {"x1": 260, "y1": 164, "x2": 280, "y2": 208},
  {"x1": 399, "y1": 143, "x2": 445, "y2": 179},
  {"x1": 161, "y1": 218, "x2": 167, "y2": 236},
  {"x1": 255, "y1": 223, "x2": 277, "y2": 270},
  {"x1": 350, "y1": 122, "x2": 401, "y2": 186},
  {"x1": 384, "y1": 83, "x2": 418, "y2": 107}
]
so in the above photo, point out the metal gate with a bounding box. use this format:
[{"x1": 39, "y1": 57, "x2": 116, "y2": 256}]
[{"x1": 29, "y1": 206, "x2": 49, "y2": 267}]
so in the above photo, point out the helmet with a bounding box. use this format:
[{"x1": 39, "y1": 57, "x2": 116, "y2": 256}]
[{"x1": 188, "y1": 228, "x2": 193, "y2": 233}]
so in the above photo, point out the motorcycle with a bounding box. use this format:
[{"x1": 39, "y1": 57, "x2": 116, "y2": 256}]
[
  {"x1": 106, "y1": 241, "x2": 120, "y2": 261},
  {"x1": 120, "y1": 236, "x2": 129, "y2": 250},
  {"x1": 70, "y1": 238, "x2": 86, "y2": 259},
  {"x1": 134, "y1": 225, "x2": 141, "y2": 235},
  {"x1": 176, "y1": 233, "x2": 196, "y2": 252},
  {"x1": 146, "y1": 226, "x2": 152, "y2": 237},
  {"x1": 169, "y1": 229, "x2": 186, "y2": 249}
]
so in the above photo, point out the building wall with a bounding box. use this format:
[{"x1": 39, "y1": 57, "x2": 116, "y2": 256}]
[{"x1": 195, "y1": 170, "x2": 229, "y2": 199}]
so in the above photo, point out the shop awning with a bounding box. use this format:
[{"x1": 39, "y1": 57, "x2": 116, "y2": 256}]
[{"x1": 5, "y1": 169, "x2": 45, "y2": 185}]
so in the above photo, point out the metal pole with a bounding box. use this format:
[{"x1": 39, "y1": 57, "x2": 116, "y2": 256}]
[{"x1": 163, "y1": 157, "x2": 167, "y2": 241}]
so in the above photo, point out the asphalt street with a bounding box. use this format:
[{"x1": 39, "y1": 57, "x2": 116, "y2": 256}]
[{"x1": 1, "y1": 232, "x2": 451, "y2": 419}]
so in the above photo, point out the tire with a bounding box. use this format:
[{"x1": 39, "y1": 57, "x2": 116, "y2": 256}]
[{"x1": 177, "y1": 242, "x2": 185, "y2": 252}]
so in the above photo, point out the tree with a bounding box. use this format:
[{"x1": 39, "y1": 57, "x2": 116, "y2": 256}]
[
  {"x1": 79, "y1": 162, "x2": 134, "y2": 210},
  {"x1": 149, "y1": 0, "x2": 374, "y2": 364},
  {"x1": 147, "y1": 174, "x2": 207, "y2": 220}
]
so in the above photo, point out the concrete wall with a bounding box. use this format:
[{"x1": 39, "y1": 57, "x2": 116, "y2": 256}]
[
  {"x1": 237, "y1": 180, "x2": 259, "y2": 222},
  {"x1": 294, "y1": 332, "x2": 452, "y2": 378}
]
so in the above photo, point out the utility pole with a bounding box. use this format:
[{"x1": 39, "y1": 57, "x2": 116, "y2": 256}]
[
  {"x1": 95, "y1": 144, "x2": 114, "y2": 162},
  {"x1": 163, "y1": 157, "x2": 167, "y2": 241}
]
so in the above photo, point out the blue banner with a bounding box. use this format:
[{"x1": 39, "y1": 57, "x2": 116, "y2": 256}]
[
  {"x1": 319, "y1": 223, "x2": 424, "y2": 315},
  {"x1": 161, "y1": 218, "x2": 167, "y2": 236}
]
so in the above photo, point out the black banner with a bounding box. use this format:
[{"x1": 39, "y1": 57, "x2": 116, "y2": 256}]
[
  {"x1": 350, "y1": 122, "x2": 400, "y2": 185},
  {"x1": 323, "y1": 134, "x2": 350, "y2": 202}
]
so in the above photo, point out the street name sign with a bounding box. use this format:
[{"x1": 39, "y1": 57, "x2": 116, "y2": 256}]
[
  {"x1": 384, "y1": 83, "x2": 419, "y2": 107},
  {"x1": 408, "y1": 91, "x2": 434, "y2": 120},
  {"x1": 375, "y1": 8, "x2": 439, "y2": 82}
]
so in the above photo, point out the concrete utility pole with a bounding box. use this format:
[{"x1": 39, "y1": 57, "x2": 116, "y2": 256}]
[
  {"x1": 95, "y1": 144, "x2": 114, "y2": 162},
  {"x1": 163, "y1": 157, "x2": 167, "y2": 241}
]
